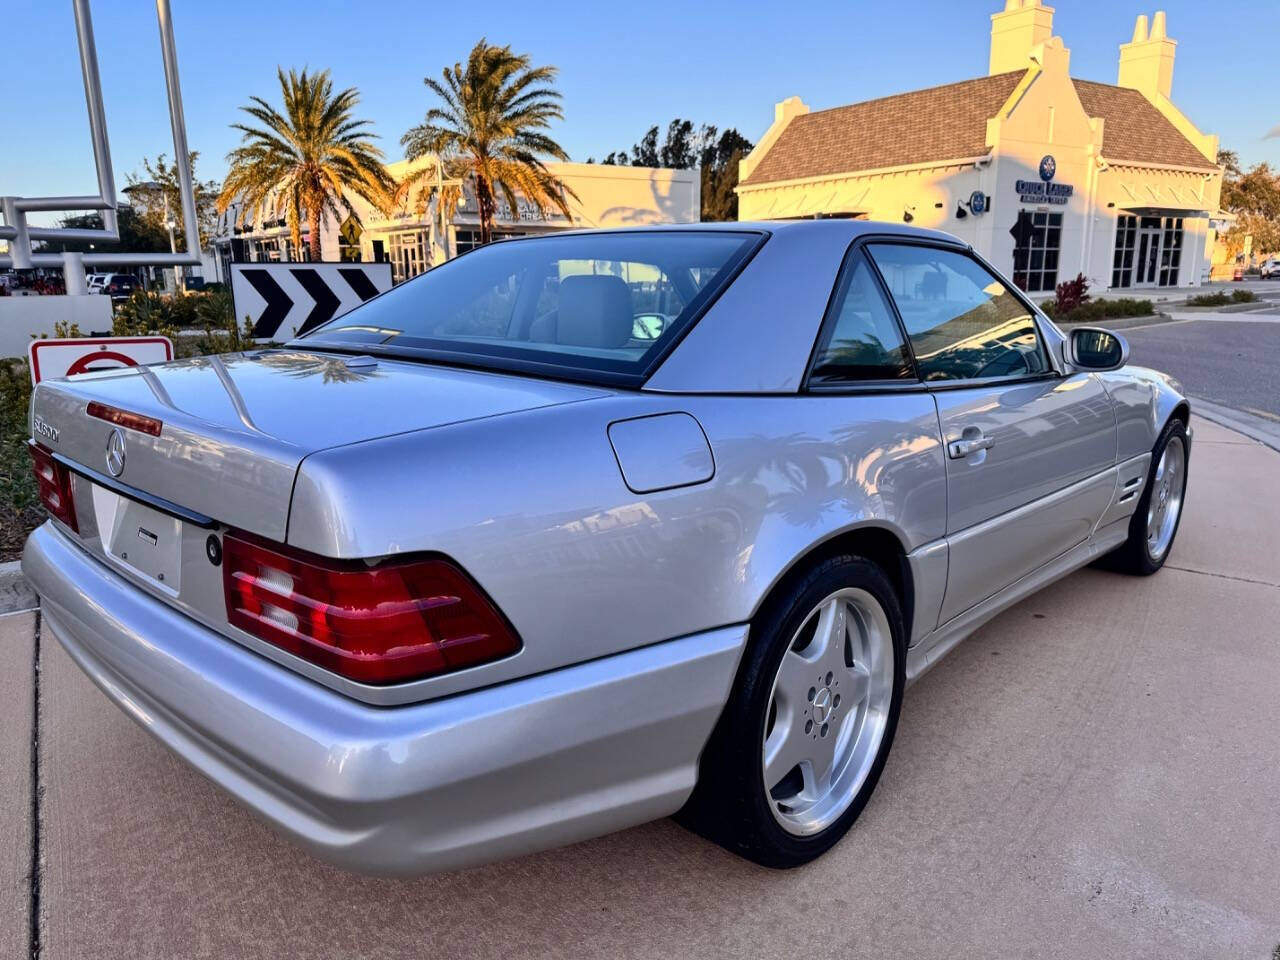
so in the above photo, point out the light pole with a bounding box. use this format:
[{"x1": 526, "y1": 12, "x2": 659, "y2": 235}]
[
  {"x1": 430, "y1": 155, "x2": 465, "y2": 266},
  {"x1": 123, "y1": 179, "x2": 183, "y2": 292}
]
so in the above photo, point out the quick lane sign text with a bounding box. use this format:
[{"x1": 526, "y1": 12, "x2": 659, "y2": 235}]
[{"x1": 1015, "y1": 180, "x2": 1074, "y2": 205}]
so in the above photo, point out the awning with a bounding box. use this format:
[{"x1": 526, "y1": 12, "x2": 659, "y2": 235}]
[{"x1": 1116, "y1": 206, "x2": 1212, "y2": 218}]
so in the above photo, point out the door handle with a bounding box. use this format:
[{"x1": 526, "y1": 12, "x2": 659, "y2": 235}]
[{"x1": 947, "y1": 434, "x2": 995, "y2": 459}]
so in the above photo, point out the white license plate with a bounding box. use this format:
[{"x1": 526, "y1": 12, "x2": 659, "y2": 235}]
[{"x1": 91, "y1": 484, "x2": 183, "y2": 592}]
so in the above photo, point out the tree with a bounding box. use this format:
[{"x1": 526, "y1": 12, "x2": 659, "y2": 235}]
[
  {"x1": 125, "y1": 153, "x2": 220, "y2": 248},
  {"x1": 1217, "y1": 149, "x2": 1280, "y2": 257},
  {"x1": 660, "y1": 120, "x2": 697, "y2": 169},
  {"x1": 41, "y1": 206, "x2": 169, "y2": 255},
  {"x1": 401, "y1": 40, "x2": 576, "y2": 245},
  {"x1": 596, "y1": 119, "x2": 754, "y2": 221},
  {"x1": 698, "y1": 126, "x2": 754, "y2": 222},
  {"x1": 631, "y1": 126, "x2": 661, "y2": 167},
  {"x1": 218, "y1": 67, "x2": 397, "y2": 261}
]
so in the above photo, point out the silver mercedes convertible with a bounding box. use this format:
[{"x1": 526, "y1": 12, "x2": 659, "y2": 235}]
[{"x1": 23, "y1": 220, "x2": 1190, "y2": 874}]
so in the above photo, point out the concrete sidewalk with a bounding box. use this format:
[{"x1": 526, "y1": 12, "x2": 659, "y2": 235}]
[{"x1": 7, "y1": 418, "x2": 1280, "y2": 960}]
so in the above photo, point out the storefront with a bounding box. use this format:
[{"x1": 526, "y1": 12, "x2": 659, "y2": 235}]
[
  {"x1": 736, "y1": 1, "x2": 1224, "y2": 293},
  {"x1": 212, "y1": 160, "x2": 699, "y2": 284}
]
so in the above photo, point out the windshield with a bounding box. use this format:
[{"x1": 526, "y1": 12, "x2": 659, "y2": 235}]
[{"x1": 296, "y1": 230, "x2": 761, "y2": 385}]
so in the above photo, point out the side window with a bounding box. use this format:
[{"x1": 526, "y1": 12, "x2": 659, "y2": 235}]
[
  {"x1": 866, "y1": 243, "x2": 1050, "y2": 382},
  {"x1": 810, "y1": 250, "x2": 913, "y2": 383}
]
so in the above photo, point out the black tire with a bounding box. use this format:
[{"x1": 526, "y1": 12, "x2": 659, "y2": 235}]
[
  {"x1": 677, "y1": 554, "x2": 906, "y2": 868},
  {"x1": 1104, "y1": 417, "x2": 1190, "y2": 576}
]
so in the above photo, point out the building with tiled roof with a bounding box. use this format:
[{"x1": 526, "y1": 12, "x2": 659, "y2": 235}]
[{"x1": 737, "y1": 1, "x2": 1225, "y2": 293}]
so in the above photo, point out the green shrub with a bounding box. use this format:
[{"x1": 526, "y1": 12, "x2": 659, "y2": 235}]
[
  {"x1": 1185, "y1": 289, "x2": 1257, "y2": 307},
  {"x1": 0, "y1": 357, "x2": 41, "y2": 561},
  {"x1": 1041, "y1": 296, "x2": 1154, "y2": 324},
  {"x1": 115, "y1": 288, "x2": 233, "y2": 332}
]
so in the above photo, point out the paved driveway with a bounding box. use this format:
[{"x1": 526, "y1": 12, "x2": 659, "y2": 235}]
[
  {"x1": 1125, "y1": 314, "x2": 1280, "y2": 420},
  {"x1": 4, "y1": 418, "x2": 1278, "y2": 960}
]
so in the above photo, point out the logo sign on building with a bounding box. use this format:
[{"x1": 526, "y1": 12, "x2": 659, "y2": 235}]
[
  {"x1": 28, "y1": 336, "x2": 173, "y2": 386},
  {"x1": 969, "y1": 191, "x2": 988, "y2": 215},
  {"x1": 1015, "y1": 154, "x2": 1073, "y2": 206},
  {"x1": 230, "y1": 262, "x2": 393, "y2": 341}
]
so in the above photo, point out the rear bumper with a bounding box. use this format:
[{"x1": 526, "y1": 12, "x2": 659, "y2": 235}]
[{"x1": 23, "y1": 522, "x2": 746, "y2": 874}]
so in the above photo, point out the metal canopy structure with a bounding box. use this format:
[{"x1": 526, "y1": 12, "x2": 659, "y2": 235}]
[{"x1": 0, "y1": 0, "x2": 202, "y2": 287}]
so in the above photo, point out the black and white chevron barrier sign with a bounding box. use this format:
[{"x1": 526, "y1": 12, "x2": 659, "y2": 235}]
[{"x1": 230, "y1": 262, "x2": 394, "y2": 340}]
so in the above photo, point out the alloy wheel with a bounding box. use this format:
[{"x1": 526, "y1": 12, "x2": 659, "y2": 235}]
[
  {"x1": 1146, "y1": 435, "x2": 1185, "y2": 562},
  {"x1": 761, "y1": 587, "x2": 894, "y2": 836}
]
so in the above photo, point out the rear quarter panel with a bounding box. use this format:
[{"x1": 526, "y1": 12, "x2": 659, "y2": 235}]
[{"x1": 288, "y1": 392, "x2": 946, "y2": 702}]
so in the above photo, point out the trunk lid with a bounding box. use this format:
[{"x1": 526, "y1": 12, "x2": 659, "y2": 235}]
[{"x1": 32, "y1": 349, "x2": 607, "y2": 540}]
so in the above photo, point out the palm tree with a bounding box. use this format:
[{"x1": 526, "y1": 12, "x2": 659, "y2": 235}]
[
  {"x1": 218, "y1": 67, "x2": 396, "y2": 262},
  {"x1": 401, "y1": 40, "x2": 576, "y2": 245}
]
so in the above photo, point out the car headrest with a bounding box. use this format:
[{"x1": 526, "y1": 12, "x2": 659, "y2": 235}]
[{"x1": 556, "y1": 275, "x2": 634, "y2": 348}]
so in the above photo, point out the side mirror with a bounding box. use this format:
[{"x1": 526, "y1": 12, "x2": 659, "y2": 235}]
[{"x1": 1068, "y1": 326, "x2": 1129, "y2": 371}]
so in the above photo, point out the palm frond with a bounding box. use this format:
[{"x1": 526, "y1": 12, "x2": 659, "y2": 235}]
[
  {"x1": 221, "y1": 64, "x2": 395, "y2": 258},
  {"x1": 404, "y1": 39, "x2": 575, "y2": 243}
]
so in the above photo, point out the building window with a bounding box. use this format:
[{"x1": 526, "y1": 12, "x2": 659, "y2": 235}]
[
  {"x1": 388, "y1": 229, "x2": 428, "y2": 284},
  {"x1": 1112, "y1": 215, "x2": 1138, "y2": 288},
  {"x1": 454, "y1": 229, "x2": 524, "y2": 257},
  {"x1": 1112, "y1": 215, "x2": 1183, "y2": 288},
  {"x1": 1160, "y1": 216, "x2": 1183, "y2": 287},
  {"x1": 1010, "y1": 210, "x2": 1061, "y2": 294}
]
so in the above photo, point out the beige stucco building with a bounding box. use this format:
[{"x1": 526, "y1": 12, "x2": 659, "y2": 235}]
[
  {"x1": 737, "y1": 2, "x2": 1224, "y2": 294},
  {"x1": 212, "y1": 159, "x2": 699, "y2": 284}
]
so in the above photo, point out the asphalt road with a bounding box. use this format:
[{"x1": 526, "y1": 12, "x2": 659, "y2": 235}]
[
  {"x1": 1124, "y1": 312, "x2": 1280, "y2": 420},
  {"x1": 4, "y1": 417, "x2": 1279, "y2": 960}
]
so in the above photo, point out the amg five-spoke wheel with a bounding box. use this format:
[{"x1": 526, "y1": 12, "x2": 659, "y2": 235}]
[
  {"x1": 1106, "y1": 416, "x2": 1190, "y2": 576},
  {"x1": 679, "y1": 555, "x2": 905, "y2": 868},
  {"x1": 763, "y1": 588, "x2": 894, "y2": 836},
  {"x1": 1146, "y1": 434, "x2": 1185, "y2": 562}
]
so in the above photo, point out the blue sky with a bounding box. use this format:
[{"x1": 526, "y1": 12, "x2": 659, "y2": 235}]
[{"x1": 3, "y1": 0, "x2": 1276, "y2": 220}]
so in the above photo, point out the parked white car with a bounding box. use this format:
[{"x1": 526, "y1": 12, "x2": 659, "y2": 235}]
[{"x1": 1261, "y1": 257, "x2": 1280, "y2": 279}]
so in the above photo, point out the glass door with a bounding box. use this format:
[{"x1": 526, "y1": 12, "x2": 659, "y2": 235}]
[{"x1": 1134, "y1": 218, "x2": 1163, "y2": 287}]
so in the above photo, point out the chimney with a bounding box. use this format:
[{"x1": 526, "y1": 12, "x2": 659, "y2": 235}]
[
  {"x1": 1118, "y1": 11, "x2": 1176, "y2": 101},
  {"x1": 989, "y1": 0, "x2": 1055, "y2": 76}
]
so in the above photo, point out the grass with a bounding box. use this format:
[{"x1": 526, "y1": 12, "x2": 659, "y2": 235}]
[
  {"x1": 0, "y1": 359, "x2": 41, "y2": 562},
  {"x1": 1185, "y1": 289, "x2": 1258, "y2": 307}
]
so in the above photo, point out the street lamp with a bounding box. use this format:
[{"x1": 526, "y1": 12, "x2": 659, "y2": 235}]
[
  {"x1": 123, "y1": 180, "x2": 183, "y2": 292},
  {"x1": 430, "y1": 155, "x2": 465, "y2": 265}
]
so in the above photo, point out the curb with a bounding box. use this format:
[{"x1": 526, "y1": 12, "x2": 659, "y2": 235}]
[
  {"x1": 1191, "y1": 399, "x2": 1280, "y2": 455},
  {"x1": 1170, "y1": 301, "x2": 1275, "y2": 314},
  {"x1": 0, "y1": 558, "x2": 37, "y2": 616},
  {"x1": 1054, "y1": 312, "x2": 1174, "y2": 332}
]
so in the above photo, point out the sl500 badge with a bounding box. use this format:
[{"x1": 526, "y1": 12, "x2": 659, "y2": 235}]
[{"x1": 33, "y1": 416, "x2": 59, "y2": 444}]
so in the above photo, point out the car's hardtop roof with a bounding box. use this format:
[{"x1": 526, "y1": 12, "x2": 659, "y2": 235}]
[{"x1": 499, "y1": 218, "x2": 965, "y2": 247}]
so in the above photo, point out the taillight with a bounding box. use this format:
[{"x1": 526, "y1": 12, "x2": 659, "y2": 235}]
[
  {"x1": 87, "y1": 402, "x2": 163, "y2": 436},
  {"x1": 28, "y1": 442, "x2": 78, "y2": 532},
  {"x1": 222, "y1": 533, "x2": 520, "y2": 685}
]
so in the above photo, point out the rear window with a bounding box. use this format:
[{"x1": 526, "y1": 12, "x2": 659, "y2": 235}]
[{"x1": 298, "y1": 231, "x2": 761, "y2": 385}]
